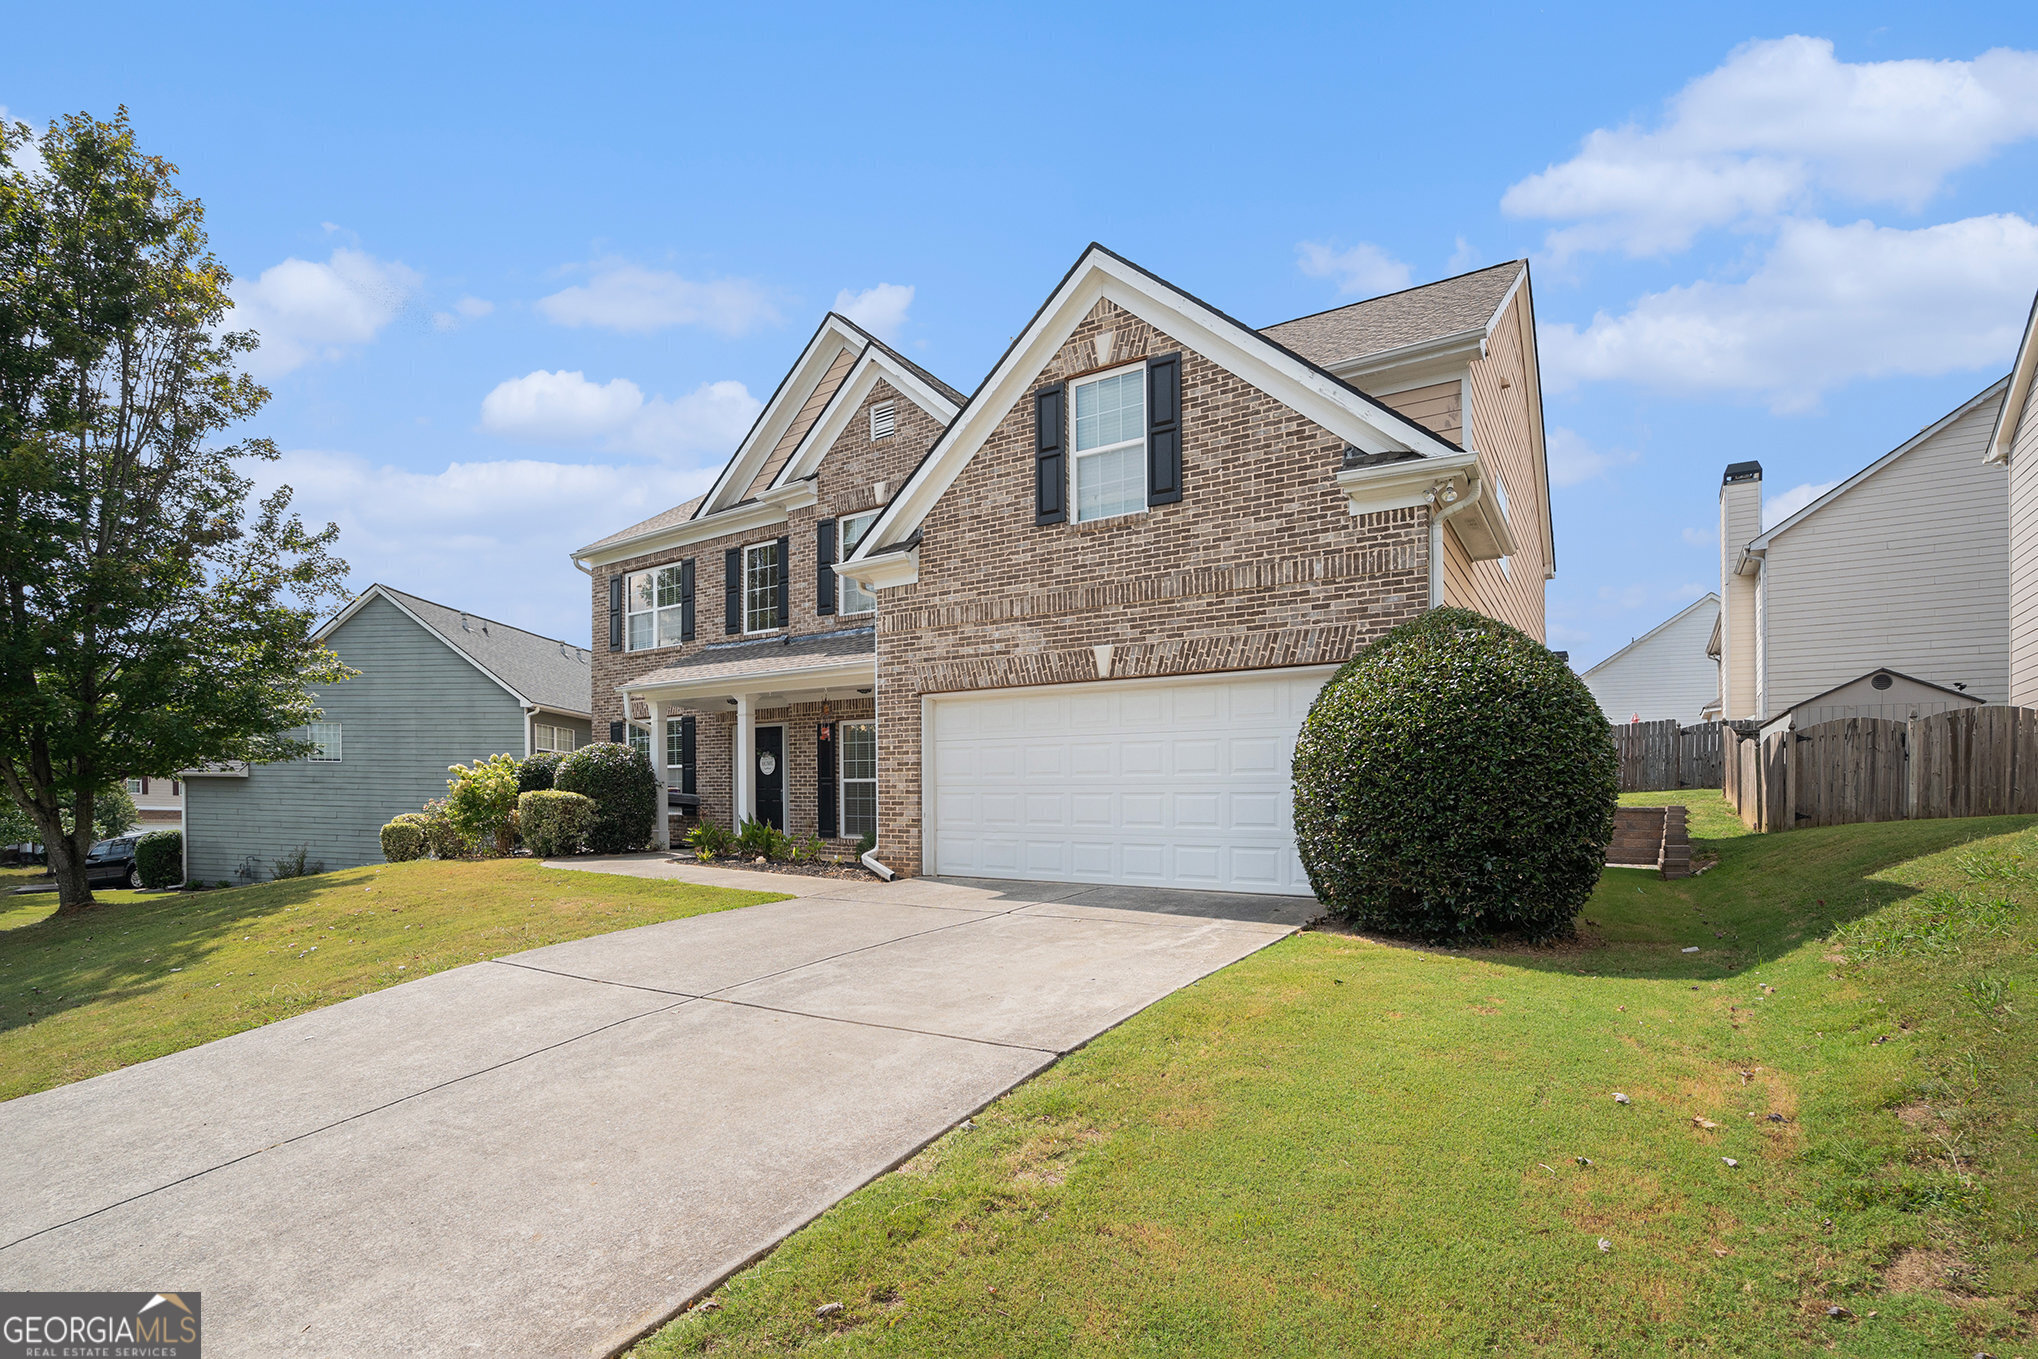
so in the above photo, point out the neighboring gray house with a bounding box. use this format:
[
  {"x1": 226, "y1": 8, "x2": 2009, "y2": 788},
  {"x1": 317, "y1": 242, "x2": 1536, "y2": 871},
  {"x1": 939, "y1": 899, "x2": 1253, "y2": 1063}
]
[{"x1": 184, "y1": 585, "x2": 593, "y2": 882}]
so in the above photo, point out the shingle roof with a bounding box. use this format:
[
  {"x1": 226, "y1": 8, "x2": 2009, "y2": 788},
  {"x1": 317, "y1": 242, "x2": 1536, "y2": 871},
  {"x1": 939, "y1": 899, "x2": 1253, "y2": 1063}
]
[
  {"x1": 1261, "y1": 260, "x2": 1525, "y2": 369},
  {"x1": 625, "y1": 627, "x2": 875, "y2": 690},
  {"x1": 374, "y1": 586, "x2": 592, "y2": 716},
  {"x1": 579, "y1": 495, "x2": 706, "y2": 553},
  {"x1": 862, "y1": 331, "x2": 970, "y2": 407}
]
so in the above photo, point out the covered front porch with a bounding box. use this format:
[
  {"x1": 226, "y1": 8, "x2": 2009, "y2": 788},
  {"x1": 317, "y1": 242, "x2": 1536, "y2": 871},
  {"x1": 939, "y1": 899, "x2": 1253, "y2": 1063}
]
[{"x1": 619, "y1": 629, "x2": 877, "y2": 850}]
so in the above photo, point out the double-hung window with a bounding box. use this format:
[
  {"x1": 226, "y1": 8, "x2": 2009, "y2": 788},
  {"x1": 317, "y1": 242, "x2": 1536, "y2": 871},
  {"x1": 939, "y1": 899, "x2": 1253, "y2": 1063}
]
[
  {"x1": 306, "y1": 722, "x2": 343, "y2": 762},
  {"x1": 838, "y1": 512, "x2": 878, "y2": 615},
  {"x1": 625, "y1": 564, "x2": 686, "y2": 651},
  {"x1": 839, "y1": 720, "x2": 877, "y2": 840},
  {"x1": 743, "y1": 542, "x2": 782, "y2": 633},
  {"x1": 1071, "y1": 367, "x2": 1147, "y2": 523}
]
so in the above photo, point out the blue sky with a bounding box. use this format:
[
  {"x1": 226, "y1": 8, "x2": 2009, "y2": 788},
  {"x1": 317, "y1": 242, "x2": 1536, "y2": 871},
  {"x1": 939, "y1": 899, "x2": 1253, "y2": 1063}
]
[{"x1": 6, "y1": 3, "x2": 2036, "y2": 665}]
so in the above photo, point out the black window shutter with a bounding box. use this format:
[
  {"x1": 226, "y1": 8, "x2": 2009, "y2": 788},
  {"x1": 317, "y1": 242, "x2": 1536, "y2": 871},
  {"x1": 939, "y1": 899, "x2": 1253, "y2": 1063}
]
[
  {"x1": 724, "y1": 548, "x2": 741, "y2": 634},
  {"x1": 1035, "y1": 383, "x2": 1066, "y2": 525},
  {"x1": 775, "y1": 535, "x2": 790, "y2": 627},
  {"x1": 817, "y1": 724, "x2": 837, "y2": 838},
  {"x1": 607, "y1": 575, "x2": 624, "y2": 651},
  {"x1": 816, "y1": 518, "x2": 837, "y2": 616},
  {"x1": 680, "y1": 715, "x2": 697, "y2": 795},
  {"x1": 679, "y1": 558, "x2": 696, "y2": 641},
  {"x1": 608, "y1": 720, "x2": 624, "y2": 744},
  {"x1": 1147, "y1": 352, "x2": 1183, "y2": 506}
]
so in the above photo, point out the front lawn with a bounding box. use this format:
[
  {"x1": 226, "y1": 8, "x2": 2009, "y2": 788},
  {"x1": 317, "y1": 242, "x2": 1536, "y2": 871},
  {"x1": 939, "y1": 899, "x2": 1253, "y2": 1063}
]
[
  {"x1": 0, "y1": 859, "x2": 786, "y2": 1102},
  {"x1": 635, "y1": 794, "x2": 2037, "y2": 1358}
]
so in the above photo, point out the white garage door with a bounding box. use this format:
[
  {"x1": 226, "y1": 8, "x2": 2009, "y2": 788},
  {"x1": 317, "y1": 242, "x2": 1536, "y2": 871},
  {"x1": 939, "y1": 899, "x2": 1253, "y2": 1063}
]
[{"x1": 928, "y1": 667, "x2": 1333, "y2": 895}]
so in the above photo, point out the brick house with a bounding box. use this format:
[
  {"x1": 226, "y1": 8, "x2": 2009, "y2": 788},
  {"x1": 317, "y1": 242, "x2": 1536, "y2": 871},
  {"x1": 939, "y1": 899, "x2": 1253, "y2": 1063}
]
[{"x1": 572, "y1": 245, "x2": 1554, "y2": 893}]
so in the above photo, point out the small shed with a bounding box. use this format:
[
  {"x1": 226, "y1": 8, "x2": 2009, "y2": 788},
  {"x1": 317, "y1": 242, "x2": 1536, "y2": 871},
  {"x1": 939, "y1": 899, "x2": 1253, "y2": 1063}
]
[{"x1": 1760, "y1": 667, "x2": 1982, "y2": 736}]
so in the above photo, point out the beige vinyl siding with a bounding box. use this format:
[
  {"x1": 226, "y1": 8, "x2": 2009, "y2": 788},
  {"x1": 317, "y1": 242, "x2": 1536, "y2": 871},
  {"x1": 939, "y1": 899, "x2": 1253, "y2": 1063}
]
[
  {"x1": 1583, "y1": 596, "x2": 1719, "y2": 724},
  {"x1": 1758, "y1": 391, "x2": 2009, "y2": 716},
  {"x1": 1458, "y1": 288, "x2": 1546, "y2": 640},
  {"x1": 1377, "y1": 380, "x2": 1462, "y2": 441},
  {"x1": 744, "y1": 345, "x2": 858, "y2": 499},
  {"x1": 1439, "y1": 518, "x2": 1475, "y2": 611},
  {"x1": 1718, "y1": 478, "x2": 1763, "y2": 719},
  {"x1": 2010, "y1": 391, "x2": 2038, "y2": 704}
]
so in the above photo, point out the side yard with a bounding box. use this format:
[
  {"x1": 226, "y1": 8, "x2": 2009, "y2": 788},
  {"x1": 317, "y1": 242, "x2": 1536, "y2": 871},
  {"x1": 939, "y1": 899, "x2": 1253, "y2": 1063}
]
[
  {"x1": 0, "y1": 860, "x2": 785, "y2": 1101},
  {"x1": 633, "y1": 794, "x2": 2037, "y2": 1358}
]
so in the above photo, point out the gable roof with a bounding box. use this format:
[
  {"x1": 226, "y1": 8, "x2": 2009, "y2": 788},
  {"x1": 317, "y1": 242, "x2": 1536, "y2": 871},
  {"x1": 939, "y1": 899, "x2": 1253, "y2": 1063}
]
[
  {"x1": 1988, "y1": 286, "x2": 2038, "y2": 464},
  {"x1": 1782, "y1": 666, "x2": 1982, "y2": 716},
  {"x1": 845, "y1": 243, "x2": 1464, "y2": 567},
  {"x1": 1261, "y1": 261, "x2": 1527, "y2": 370},
  {"x1": 766, "y1": 339, "x2": 965, "y2": 493},
  {"x1": 579, "y1": 495, "x2": 705, "y2": 554},
  {"x1": 318, "y1": 584, "x2": 593, "y2": 717},
  {"x1": 1580, "y1": 593, "x2": 1719, "y2": 681},
  {"x1": 1749, "y1": 376, "x2": 2010, "y2": 551}
]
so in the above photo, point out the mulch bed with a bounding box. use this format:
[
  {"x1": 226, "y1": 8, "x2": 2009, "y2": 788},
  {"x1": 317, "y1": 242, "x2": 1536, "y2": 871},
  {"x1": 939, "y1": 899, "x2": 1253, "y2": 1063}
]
[{"x1": 675, "y1": 854, "x2": 880, "y2": 882}]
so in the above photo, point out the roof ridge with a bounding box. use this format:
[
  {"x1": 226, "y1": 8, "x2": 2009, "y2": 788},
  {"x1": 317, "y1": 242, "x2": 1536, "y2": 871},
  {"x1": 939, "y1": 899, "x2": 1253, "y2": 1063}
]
[
  {"x1": 375, "y1": 584, "x2": 589, "y2": 656},
  {"x1": 1264, "y1": 258, "x2": 1526, "y2": 331}
]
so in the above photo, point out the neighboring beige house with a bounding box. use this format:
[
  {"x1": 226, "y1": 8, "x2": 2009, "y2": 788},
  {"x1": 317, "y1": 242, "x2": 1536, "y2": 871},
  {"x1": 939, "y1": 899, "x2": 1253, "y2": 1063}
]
[
  {"x1": 125, "y1": 776, "x2": 183, "y2": 830},
  {"x1": 574, "y1": 245, "x2": 1555, "y2": 892},
  {"x1": 1988, "y1": 288, "x2": 2038, "y2": 706},
  {"x1": 1580, "y1": 593, "x2": 1718, "y2": 724},
  {"x1": 1715, "y1": 378, "x2": 2011, "y2": 722}
]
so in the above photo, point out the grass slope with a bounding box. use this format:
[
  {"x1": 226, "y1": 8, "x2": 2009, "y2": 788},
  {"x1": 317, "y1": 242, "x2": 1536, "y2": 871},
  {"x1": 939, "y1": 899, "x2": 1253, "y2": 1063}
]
[
  {"x1": 0, "y1": 859, "x2": 784, "y2": 1102},
  {"x1": 636, "y1": 796, "x2": 2036, "y2": 1358}
]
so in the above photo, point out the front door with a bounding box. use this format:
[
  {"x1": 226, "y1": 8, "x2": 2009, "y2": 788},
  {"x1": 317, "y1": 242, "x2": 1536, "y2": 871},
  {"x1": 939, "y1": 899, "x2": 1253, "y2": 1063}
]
[{"x1": 754, "y1": 725, "x2": 785, "y2": 830}]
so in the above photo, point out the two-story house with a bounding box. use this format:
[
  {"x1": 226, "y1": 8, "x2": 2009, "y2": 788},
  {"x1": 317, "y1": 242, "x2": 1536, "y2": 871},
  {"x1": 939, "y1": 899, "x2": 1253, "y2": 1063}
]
[{"x1": 574, "y1": 246, "x2": 1555, "y2": 893}]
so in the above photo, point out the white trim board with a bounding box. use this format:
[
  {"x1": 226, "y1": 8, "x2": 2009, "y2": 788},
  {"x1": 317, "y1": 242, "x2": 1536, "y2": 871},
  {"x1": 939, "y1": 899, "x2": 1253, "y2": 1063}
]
[
  {"x1": 1989, "y1": 288, "x2": 2038, "y2": 464},
  {"x1": 767, "y1": 343, "x2": 963, "y2": 493}
]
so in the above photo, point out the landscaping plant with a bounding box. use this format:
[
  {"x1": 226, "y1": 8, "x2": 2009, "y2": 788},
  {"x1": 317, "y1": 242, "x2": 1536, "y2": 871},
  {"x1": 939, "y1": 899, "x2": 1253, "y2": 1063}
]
[
  {"x1": 1293, "y1": 606, "x2": 1617, "y2": 943},
  {"x1": 686, "y1": 819, "x2": 736, "y2": 861},
  {"x1": 518, "y1": 750, "x2": 565, "y2": 793},
  {"x1": 517, "y1": 790, "x2": 596, "y2": 858},
  {"x1": 735, "y1": 818, "x2": 793, "y2": 861},
  {"x1": 133, "y1": 830, "x2": 183, "y2": 889},
  {"x1": 445, "y1": 754, "x2": 522, "y2": 856},
  {"x1": 269, "y1": 844, "x2": 323, "y2": 880},
  {"x1": 555, "y1": 743, "x2": 657, "y2": 853},
  {"x1": 417, "y1": 802, "x2": 469, "y2": 860},
  {"x1": 379, "y1": 818, "x2": 426, "y2": 863}
]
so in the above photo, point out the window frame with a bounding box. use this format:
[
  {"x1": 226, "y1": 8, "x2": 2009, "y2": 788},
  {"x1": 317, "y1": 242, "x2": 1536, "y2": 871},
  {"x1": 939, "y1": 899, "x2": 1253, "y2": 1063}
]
[
  {"x1": 1069, "y1": 363, "x2": 1149, "y2": 525},
  {"x1": 306, "y1": 722, "x2": 343, "y2": 763},
  {"x1": 665, "y1": 716, "x2": 687, "y2": 771},
  {"x1": 838, "y1": 719, "x2": 877, "y2": 841},
  {"x1": 837, "y1": 511, "x2": 879, "y2": 615},
  {"x1": 625, "y1": 563, "x2": 686, "y2": 652},
  {"x1": 742, "y1": 540, "x2": 783, "y2": 634},
  {"x1": 533, "y1": 722, "x2": 577, "y2": 754},
  {"x1": 626, "y1": 723, "x2": 651, "y2": 760}
]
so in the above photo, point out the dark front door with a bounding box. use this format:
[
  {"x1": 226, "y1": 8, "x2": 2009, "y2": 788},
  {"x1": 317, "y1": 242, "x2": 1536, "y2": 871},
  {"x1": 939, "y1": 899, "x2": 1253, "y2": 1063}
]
[{"x1": 754, "y1": 726, "x2": 785, "y2": 830}]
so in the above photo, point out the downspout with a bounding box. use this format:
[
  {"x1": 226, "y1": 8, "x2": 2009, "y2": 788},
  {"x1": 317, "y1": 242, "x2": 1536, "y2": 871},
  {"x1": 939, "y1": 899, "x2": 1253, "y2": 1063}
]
[
  {"x1": 861, "y1": 588, "x2": 897, "y2": 882},
  {"x1": 1428, "y1": 471, "x2": 1490, "y2": 607}
]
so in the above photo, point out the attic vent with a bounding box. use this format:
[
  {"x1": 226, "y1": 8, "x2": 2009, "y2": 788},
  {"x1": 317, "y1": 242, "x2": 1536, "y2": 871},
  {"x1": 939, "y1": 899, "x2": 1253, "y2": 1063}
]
[
  {"x1": 1872, "y1": 673, "x2": 1894, "y2": 691},
  {"x1": 869, "y1": 401, "x2": 896, "y2": 440}
]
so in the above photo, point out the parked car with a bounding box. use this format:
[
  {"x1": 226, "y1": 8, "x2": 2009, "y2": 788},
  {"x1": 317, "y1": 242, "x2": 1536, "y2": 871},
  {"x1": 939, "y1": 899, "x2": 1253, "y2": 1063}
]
[{"x1": 84, "y1": 835, "x2": 145, "y2": 889}]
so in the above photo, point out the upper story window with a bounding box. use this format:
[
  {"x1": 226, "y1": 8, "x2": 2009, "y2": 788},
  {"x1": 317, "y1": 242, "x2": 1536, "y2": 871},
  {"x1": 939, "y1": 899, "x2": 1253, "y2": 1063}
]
[
  {"x1": 1072, "y1": 368, "x2": 1147, "y2": 523},
  {"x1": 744, "y1": 541, "x2": 782, "y2": 633},
  {"x1": 869, "y1": 401, "x2": 896, "y2": 440},
  {"x1": 626, "y1": 564, "x2": 687, "y2": 651},
  {"x1": 306, "y1": 722, "x2": 343, "y2": 762},
  {"x1": 838, "y1": 512, "x2": 878, "y2": 615}
]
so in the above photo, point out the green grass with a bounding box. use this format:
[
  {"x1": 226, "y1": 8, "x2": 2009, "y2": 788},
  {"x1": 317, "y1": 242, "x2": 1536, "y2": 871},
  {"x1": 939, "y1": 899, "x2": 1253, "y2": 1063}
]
[
  {"x1": 0, "y1": 859, "x2": 785, "y2": 1101},
  {"x1": 634, "y1": 793, "x2": 2038, "y2": 1358}
]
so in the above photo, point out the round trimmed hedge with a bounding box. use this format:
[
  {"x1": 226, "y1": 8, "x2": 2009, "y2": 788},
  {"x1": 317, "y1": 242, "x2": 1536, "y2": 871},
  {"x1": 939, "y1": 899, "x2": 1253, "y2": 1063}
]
[
  {"x1": 1292, "y1": 607, "x2": 1617, "y2": 944},
  {"x1": 555, "y1": 742, "x2": 658, "y2": 854},
  {"x1": 518, "y1": 751, "x2": 565, "y2": 793},
  {"x1": 135, "y1": 830, "x2": 183, "y2": 889}
]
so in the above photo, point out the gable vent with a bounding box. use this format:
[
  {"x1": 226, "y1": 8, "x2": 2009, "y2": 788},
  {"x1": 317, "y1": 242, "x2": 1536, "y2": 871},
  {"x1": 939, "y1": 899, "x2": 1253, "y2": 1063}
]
[{"x1": 869, "y1": 401, "x2": 896, "y2": 441}]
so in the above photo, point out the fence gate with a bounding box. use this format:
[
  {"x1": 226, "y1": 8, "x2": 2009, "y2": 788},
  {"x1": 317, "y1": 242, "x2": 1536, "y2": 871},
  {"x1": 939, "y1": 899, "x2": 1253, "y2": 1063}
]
[{"x1": 1787, "y1": 717, "x2": 1908, "y2": 828}]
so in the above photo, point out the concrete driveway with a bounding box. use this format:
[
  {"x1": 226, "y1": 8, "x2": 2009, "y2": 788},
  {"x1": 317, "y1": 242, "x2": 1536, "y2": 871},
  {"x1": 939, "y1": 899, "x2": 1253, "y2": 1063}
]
[{"x1": 0, "y1": 868, "x2": 1306, "y2": 1357}]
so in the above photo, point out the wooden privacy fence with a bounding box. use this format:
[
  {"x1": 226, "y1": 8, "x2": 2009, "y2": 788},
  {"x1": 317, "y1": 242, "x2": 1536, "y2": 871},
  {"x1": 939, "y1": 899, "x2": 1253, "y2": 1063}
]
[
  {"x1": 1611, "y1": 720, "x2": 1725, "y2": 792},
  {"x1": 1722, "y1": 705, "x2": 2038, "y2": 831}
]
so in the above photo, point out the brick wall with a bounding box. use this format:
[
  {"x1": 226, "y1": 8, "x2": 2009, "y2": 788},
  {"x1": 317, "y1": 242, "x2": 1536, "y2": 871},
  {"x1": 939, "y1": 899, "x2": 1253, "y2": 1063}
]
[{"x1": 871, "y1": 298, "x2": 1432, "y2": 876}]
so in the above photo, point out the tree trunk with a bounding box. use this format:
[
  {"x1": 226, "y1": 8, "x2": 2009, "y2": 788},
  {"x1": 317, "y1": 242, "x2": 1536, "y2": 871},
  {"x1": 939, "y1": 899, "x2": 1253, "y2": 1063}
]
[{"x1": 47, "y1": 832, "x2": 98, "y2": 914}]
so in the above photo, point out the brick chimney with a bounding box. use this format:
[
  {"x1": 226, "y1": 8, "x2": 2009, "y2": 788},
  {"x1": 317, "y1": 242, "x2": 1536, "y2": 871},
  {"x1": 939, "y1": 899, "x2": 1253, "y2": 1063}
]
[{"x1": 1718, "y1": 461, "x2": 1763, "y2": 720}]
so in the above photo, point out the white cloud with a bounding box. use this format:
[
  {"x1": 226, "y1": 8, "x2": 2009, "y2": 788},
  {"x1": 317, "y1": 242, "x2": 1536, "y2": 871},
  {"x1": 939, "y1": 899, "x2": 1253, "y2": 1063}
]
[
  {"x1": 432, "y1": 296, "x2": 493, "y2": 331},
  {"x1": 228, "y1": 248, "x2": 422, "y2": 377},
  {"x1": 537, "y1": 261, "x2": 777, "y2": 335},
  {"x1": 253, "y1": 449, "x2": 708, "y2": 642},
  {"x1": 1764, "y1": 479, "x2": 1840, "y2": 528},
  {"x1": 1447, "y1": 236, "x2": 1482, "y2": 273},
  {"x1": 833, "y1": 283, "x2": 915, "y2": 341},
  {"x1": 1503, "y1": 37, "x2": 2038, "y2": 258},
  {"x1": 1546, "y1": 426, "x2": 1638, "y2": 487},
  {"x1": 1681, "y1": 526, "x2": 1714, "y2": 547},
  {"x1": 479, "y1": 369, "x2": 760, "y2": 460},
  {"x1": 1296, "y1": 241, "x2": 1412, "y2": 296},
  {"x1": 1539, "y1": 214, "x2": 2038, "y2": 410}
]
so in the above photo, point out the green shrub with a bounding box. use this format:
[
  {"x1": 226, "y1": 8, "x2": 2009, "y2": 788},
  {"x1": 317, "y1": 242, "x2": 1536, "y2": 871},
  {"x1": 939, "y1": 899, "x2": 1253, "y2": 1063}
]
[
  {"x1": 1292, "y1": 607, "x2": 1617, "y2": 944},
  {"x1": 736, "y1": 818, "x2": 793, "y2": 861},
  {"x1": 380, "y1": 819, "x2": 426, "y2": 863},
  {"x1": 518, "y1": 790, "x2": 597, "y2": 858},
  {"x1": 556, "y1": 743, "x2": 658, "y2": 853},
  {"x1": 271, "y1": 844, "x2": 324, "y2": 879},
  {"x1": 519, "y1": 750, "x2": 565, "y2": 793},
  {"x1": 134, "y1": 830, "x2": 183, "y2": 888},
  {"x1": 446, "y1": 753, "x2": 523, "y2": 856},
  {"x1": 418, "y1": 801, "x2": 469, "y2": 860},
  {"x1": 854, "y1": 831, "x2": 875, "y2": 857},
  {"x1": 686, "y1": 819, "x2": 736, "y2": 860}
]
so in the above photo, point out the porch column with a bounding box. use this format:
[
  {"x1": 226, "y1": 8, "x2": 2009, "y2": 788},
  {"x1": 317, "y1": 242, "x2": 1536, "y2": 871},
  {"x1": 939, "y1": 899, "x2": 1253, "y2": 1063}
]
[
  {"x1": 733, "y1": 693, "x2": 755, "y2": 830},
  {"x1": 646, "y1": 697, "x2": 668, "y2": 849}
]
